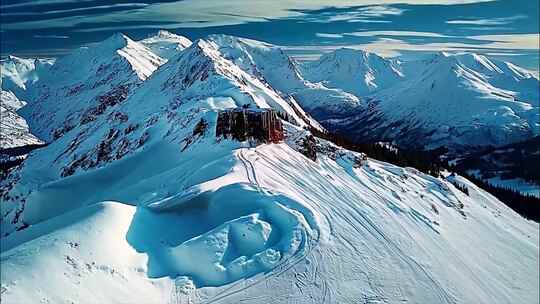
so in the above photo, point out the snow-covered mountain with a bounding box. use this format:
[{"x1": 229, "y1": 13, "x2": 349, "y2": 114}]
[
  {"x1": 207, "y1": 35, "x2": 361, "y2": 119},
  {"x1": 0, "y1": 90, "x2": 43, "y2": 149},
  {"x1": 1, "y1": 33, "x2": 538, "y2": 304},
  {"x1": 360, "y1": 52, "x2": 538, "y2": 149},
  {"x1": 0, "y1": 36, "x2": 313, "y2": 234},
  {"x1": 300, "y1": 48, "x2": 404, "y2": 97},
  {"x1": 425, "y1": 53, "x2": 540, "y2": 105},
  {"x1": 301, "y1": 51, "x2": 539, "y2": 150},
  {"x1": 18, "y1": 33, "x2": 165, "y2": 142},
  {"x1": 139, "y1": 30, "x2": 192, "y2": 60},
  {"x1": 0, "y1": 55, "x2": 53, "y2": 99}
]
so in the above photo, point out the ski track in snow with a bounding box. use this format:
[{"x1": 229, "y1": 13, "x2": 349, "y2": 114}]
[
  {"x1": 249, "y1": 146, "x2": 456, "y2": 304},
  {"x1": 198, "y1": 148, "x2": 319, "y2": 304},
  {"x1": 224, "y1": 146, "x2": 454, "y2": 303}
]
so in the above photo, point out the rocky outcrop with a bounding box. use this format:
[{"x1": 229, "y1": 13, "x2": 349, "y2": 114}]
[{"x1": 216, "y1": 109, "x2": 283, "y2": 143}]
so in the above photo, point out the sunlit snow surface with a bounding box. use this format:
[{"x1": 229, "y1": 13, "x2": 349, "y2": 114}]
[
  {"x1": 1, "y1": 138, "x2": 538, "y2": 303},
  {"x1": 0, "y1": 32, "x2": 538, "y2": 304}
]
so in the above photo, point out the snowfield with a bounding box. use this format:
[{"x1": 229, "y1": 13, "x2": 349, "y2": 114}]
[
  {"x1": 2, "y1": 138, "x2": 538, "y2": 303},
  {"x1": 1, "y1": 32, "x2": 539, "y2": 304}
]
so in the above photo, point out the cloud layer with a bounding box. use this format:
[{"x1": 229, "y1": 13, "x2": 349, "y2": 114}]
[{"x1": 1, "y1": 0, "x2": 538, "y2": 72}]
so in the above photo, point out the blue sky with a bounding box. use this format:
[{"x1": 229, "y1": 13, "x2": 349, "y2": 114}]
[{"x1": 1, "y1": 0, "x2": 538, "y2": 71}]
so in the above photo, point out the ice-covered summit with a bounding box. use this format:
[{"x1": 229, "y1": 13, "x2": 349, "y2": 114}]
[{"x1": 139, "y1": 30, "x2": 192, "y2": 59}]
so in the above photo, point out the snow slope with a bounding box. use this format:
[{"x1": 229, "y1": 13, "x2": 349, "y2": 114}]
[
  {"x1": 0, "y1": 90, "x2": 43, "y2": 148},
  {"x1": 1, "y1": 33, "x2": 538, "y2": 304},
  {"x1": 1, "y1": 133, "x2": 538, "y2": 303},
  {"x1": 208, "y1": 35, "x2": 360, "y2": 120},
  {"x1": 18, "y1": 33, "x2": 165, "y2": 141},
  {"x1": 0, "y1": 202, "x2": 173, "y2": 303}
]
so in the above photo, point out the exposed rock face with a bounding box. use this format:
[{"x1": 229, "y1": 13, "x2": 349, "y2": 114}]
[{"x1": 216, "y1": 109, "x2": 283, "y2": 143}]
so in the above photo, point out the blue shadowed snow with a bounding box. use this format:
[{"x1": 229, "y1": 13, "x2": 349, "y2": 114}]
[{"x1": 126, "y1": 182, "x2": 318, "y2": 287}]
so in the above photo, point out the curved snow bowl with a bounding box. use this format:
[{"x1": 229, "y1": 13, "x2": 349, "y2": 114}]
[{"x1": 126, "y1": 182, "x2": 318, "y2": 288}]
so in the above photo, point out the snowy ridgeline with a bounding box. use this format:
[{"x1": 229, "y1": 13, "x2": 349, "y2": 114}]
[
  {"x1": 3, "y1": 32, "x2": 539, "y2": 151},
  {"x1": 0, "y1": 31, "x2": 538, "y2": 304}
]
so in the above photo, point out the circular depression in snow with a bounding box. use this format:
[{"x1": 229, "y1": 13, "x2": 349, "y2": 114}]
[{"x1": 126, "y1": 183, "x2": 318, "y2": 288}]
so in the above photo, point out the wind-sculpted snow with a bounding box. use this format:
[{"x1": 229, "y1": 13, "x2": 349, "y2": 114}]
[
  {"x1": 0, "y1": 137, "x2": 321, "y2": 303},
  {"x1": 128, "y1": 181, "x2": 317, "y2": 288}
]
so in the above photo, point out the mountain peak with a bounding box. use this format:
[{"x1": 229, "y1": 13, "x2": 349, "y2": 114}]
[
  {"x1": 334, "y1": 48, "x2": 386, "y2": 59},
  {"x1": 99, "y1": 32, "x2": 131, "y2": 50},
  {"x1": 139, "y1": 30, "x2": 192, "y2": 59},
  {"x1": 302, "y1": 47, "x2": 403, "y2": 96},
  {"x1": 184, "y1": 38, "x2": 220, "y2": 60},
  {"x1": 334, "y1": 47, "x2": 371, "y2": 56},
  {"x1": 208, "y1": 34, "x2": 275, "y2": 50},
  {"x1": 6, "y1": 55, "x2": 24, "y2": 62},
  {"x1": 154, "y1": 30, "x2": 179, "y2": 39},
  {"x1": 144, "y1": 30, "x2": 190, "y2": 43}
]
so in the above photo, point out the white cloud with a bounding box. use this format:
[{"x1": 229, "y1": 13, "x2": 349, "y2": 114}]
[
  {"x1": 470, "y1": 34, "x2": 540, "y2": 49},
  {"x1": 347, "y1": 19, "x2": 392, "y2": 23},
  {"x1": 315, "y1": 33, "x2": 344, "y2": 38},
  {"x1": 284, "y1": 33, "x2": 540, "y2": 58},
  {"x1": 2, "y1": 0, "x2": 496, "y2": 31},
  {"x1": 33, "y1": 35, "x2": 70, "y2": 39},
  {"x1": 446, "y1": 15, "x2": 527, "y2": 25},
  {"x1": 304, "y1": 5, "x2": 405, "y2": 23},
  {"x1": 345, "y1": 31, "x2": 451, "y2": 38},
  {"x1": 1, "y1": 3, "x2": 149, "y2": 16}
]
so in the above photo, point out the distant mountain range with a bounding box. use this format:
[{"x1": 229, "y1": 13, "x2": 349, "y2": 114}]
[{"x1": 301, "y1": 49, "x2": 538, "y2": 150}]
